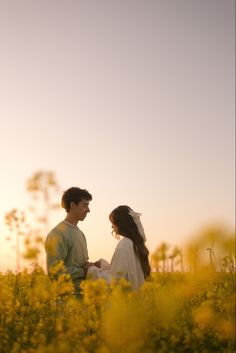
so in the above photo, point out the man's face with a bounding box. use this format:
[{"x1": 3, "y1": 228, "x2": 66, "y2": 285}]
[{"x1": 73, "y1": 199, "x2": 90, "y2": 221}]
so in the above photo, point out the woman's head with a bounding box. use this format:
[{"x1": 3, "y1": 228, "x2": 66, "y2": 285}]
[{"x1": 109, "y1": 205, "x2": 140, "y2": 239}]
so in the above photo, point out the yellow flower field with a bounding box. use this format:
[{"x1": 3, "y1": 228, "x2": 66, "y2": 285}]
[{"x1": 0, "y1": 268, "x2": 235, "y2": 353}]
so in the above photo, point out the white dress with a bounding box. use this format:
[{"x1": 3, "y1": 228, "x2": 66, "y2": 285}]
[{"x1": 87, "y1": 237, "x2": 145, "y2": 290}]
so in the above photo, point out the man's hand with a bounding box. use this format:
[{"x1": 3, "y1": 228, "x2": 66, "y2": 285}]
[
  {"x1": 84, "y1": 261, "x2": 95, "y2": 269},
  {"x1": 94, "y1": 259, "x2": 102, "y2": 268},
  {"x1": 82, "y1": 261, "x2": 95, "y2": 278}
]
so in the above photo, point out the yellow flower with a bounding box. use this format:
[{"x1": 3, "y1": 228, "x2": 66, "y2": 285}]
[{"x1": 193, "y1": 305, "x2": 215, "y2": 329}]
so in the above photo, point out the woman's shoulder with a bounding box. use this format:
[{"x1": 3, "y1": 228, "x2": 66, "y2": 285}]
[{"x1": 117, "y1": 237, "x2": 133, "y2": 249}]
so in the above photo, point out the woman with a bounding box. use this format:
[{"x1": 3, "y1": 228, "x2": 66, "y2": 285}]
[{"x1": 87, "y1": 205, "x2": 151, "y2": 290}]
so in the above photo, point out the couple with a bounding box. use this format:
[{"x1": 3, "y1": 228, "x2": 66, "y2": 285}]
[{"x1": 45, "y1": 187, "x2": 151, "y2": 297}]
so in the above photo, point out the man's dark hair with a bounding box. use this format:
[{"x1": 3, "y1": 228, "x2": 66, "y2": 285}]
[{"x1": 61, "y1": 187, "x2": 92, "y2": 212}]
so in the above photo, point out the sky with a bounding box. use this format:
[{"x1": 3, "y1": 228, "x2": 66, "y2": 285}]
[{"x1": 0, "y1": 0, "x2": 235, "y2": 272}]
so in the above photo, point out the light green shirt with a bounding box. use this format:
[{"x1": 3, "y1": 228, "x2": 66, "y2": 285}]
[{"x1": 45, "y1": 221, "x2": 89, "y2": 295}]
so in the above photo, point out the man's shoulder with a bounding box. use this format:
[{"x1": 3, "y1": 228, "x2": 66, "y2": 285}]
[{"x1": 46, "y1": 221, "x2": 67, "y2": 240}]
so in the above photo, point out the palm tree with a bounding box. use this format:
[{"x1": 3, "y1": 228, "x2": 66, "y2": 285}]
[
  {"x1": 155, "y1": 242, "x2": 169, "y2": 272},
  {"x1": 169, "y1": 246, "x2": 181, "y2": 272},
  {"x1": 151, "y1": 251, "x2": 161, "y2": 272}
]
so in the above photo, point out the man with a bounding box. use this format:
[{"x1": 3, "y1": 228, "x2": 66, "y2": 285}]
[{"x1": 45, "y1": 186, "x2": 95, "y2": 296}]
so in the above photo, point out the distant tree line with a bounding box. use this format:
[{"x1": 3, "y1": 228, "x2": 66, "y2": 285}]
[{"x1": 151, "y1": 227, "x2": 235, "y2": 273}]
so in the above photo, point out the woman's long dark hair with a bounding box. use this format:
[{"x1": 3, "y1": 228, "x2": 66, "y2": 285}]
[{"x1": 109, "y1": 205, "x2": 151, "y2": 279}]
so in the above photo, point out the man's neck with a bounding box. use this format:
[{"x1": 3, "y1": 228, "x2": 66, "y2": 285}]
[{"x1": 64, "y1": 215, "x2": 78, "y2": 226}]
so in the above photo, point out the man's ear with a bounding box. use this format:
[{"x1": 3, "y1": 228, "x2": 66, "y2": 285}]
[{"x1": 70, "y1": 202, "x2": 76, "y2": 210}]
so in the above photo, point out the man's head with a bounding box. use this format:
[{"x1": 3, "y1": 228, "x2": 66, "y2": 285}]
[{"x1": 62, "y1": 187, "x2": 92, "y2": 221}]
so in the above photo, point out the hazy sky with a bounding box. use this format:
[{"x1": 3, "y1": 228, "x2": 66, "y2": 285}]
[{"x1": 0, "y1": 0, "x2": 235, "y2": 271}]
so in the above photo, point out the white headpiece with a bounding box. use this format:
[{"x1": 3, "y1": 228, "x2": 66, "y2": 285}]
[{"x1": 128, "y1": 210, "x2": 146, "y2": 242}]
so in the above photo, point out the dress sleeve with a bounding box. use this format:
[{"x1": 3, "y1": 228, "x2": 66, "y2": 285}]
[{"x1": 109, "y1": 242, "x2": 129, "y2": 280}]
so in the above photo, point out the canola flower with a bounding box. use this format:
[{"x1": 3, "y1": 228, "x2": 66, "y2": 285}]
[{"x1": 0, "y1": 268, "x2": 235, "y2": 353}]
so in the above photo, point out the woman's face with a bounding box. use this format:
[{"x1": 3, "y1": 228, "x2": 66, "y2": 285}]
[{"x1": 111, "y1": 223, "x2": 119, "y2": 235}]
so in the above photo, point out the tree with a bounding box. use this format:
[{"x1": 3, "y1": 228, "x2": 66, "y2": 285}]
[
  {"x1": 5, "y1": 209, "x2": 27, "y2": 272},
  {"x1": 169, "y1": 246, "x2": 181, "y2": 272},
  {"x1": 152, "y1": 242, "x2": 170, "y2": 272},
  {"x1": 186, "y1": 244, "x2": 199, "y2": 273},
  {"x1": 151, "y1": 251, "x2": 161, "y2": 272},
  {"x1": 26, "y1": 170, "x2": 60, "y2": 233},
  {"x1": 25, "y1": 170, "x2": 61, "y2": 268},
  {"x1": 220, "y1": 234, "x2": 236, "y2": 272}
]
